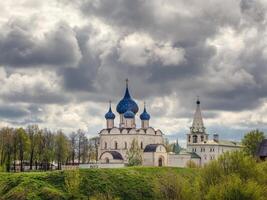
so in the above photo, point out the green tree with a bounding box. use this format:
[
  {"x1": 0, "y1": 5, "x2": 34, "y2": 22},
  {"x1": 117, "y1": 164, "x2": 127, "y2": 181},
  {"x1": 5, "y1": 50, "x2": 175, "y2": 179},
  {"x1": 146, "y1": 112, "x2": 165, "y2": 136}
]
[
  {"x1": 16, "y1": 128, "x2": 30, "y2": 172},
  {"x1": 164, "y1": 138, "x2": 173, "y2": 152},
  {"x1": 205, "y1": 175, "x2": 266, "y2": 200},
  {"x1": 42, "y1": 129, "x2": 55, "y2": 170},
  {"x1": 172, "y1": 139, "x2": 182, "y2": 154},
  {"x1": 242, "y1": 130, "x2": 265, "y2": 157},
  {"x1": 69, "y1": 132, "x2": 77, "y2": 165},
  {"x1": 0, "y1": 128, "x2": 14, "y2": 172},
  {"x1": 126, "y1": 139, "x2": 142, "y2": 166},
  {"x1": 26, "y1": 124, "x2": 39, "y2": 170},
  {"x1": 55, "y1": 130, "x2": 69, "y2": 170}
]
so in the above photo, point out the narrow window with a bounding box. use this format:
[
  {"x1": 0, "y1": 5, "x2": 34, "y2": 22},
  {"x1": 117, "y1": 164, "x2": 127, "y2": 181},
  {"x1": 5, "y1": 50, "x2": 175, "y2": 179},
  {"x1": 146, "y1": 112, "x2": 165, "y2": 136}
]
[
  {"x1": 141, "y1": 142, "x2": 143, "y2": 149},
  {"x1": 104, "y1": 142, "x2": 107, "y2": 149},
  {"x1": 193, "y1": 135, "x2": 197, "y2": 143},
  {"x1": 114, "y1": 141, "x2": 118, "y2": 149}
]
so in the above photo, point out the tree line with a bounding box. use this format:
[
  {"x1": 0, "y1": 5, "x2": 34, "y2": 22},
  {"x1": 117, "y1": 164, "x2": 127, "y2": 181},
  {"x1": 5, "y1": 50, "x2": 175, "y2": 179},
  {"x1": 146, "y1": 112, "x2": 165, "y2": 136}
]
[{"x1": 0, "y1": 125, "x2": 99, "y2": 172}]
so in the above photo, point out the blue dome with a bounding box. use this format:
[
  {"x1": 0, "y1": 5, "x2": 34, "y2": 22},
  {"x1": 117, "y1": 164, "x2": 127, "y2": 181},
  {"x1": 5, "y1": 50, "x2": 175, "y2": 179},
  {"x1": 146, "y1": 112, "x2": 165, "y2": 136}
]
[
  {"x1": 140, "y1": 107, "x2": 150, "y2": 120},
  {"x1": 116, "y1": 81, "x2": 139, "y2": 114},
  {"x1": 105, "y1": 106, "x2": 115, "y2": 120},
  {"x1": 124, "y1": 110, "x2": 135, "y2": 118}
]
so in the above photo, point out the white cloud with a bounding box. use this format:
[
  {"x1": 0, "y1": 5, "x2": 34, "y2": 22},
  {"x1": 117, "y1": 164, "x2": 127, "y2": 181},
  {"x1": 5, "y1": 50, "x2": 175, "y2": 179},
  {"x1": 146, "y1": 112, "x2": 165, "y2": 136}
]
[{"x1": 118, "y1": 33, "x2": 185, "y2": 67}]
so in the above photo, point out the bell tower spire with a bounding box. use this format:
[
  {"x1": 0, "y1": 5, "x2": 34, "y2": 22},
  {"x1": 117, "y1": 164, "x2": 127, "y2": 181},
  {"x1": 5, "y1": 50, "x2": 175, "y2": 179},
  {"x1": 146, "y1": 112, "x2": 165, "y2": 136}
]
[
  {"x1": 191, "y1": 96, "x2": 205, "y2": 133},
  {"x1": 187, "y1": 97, "x2": 208, "y2": 144}
]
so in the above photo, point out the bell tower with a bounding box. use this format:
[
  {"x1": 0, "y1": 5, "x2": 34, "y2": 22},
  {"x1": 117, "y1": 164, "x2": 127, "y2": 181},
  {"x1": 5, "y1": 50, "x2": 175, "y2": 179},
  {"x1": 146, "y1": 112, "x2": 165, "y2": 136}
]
[{"x1": 187, "y1": 97, "x2": 209, "y2": 144}]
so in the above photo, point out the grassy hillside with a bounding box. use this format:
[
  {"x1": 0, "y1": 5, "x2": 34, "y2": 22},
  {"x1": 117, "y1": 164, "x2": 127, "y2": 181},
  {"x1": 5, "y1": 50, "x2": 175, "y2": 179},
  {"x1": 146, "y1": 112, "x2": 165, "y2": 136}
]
[{"x1": 0, "y1": 167, "x2": 197, "y2": 200}]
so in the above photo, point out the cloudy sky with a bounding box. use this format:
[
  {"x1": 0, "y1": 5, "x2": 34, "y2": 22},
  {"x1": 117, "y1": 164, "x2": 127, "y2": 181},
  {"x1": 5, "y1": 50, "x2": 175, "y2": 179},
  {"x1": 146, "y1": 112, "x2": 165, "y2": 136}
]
[{"x1": 0, "y1": 0, "x2": 267, "y2": 146}]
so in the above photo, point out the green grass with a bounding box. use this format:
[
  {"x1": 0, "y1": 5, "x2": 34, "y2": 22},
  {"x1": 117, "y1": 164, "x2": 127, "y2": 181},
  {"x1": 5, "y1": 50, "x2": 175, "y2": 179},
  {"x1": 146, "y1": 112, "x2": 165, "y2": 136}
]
[{"x1": 0, "y1": 167, "x2": 197, "y2": 200}]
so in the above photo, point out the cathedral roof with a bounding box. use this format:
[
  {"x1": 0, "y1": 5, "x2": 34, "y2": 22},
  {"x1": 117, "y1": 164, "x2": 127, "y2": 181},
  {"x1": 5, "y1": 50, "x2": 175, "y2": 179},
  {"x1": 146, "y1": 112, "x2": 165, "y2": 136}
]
[
  {"x1": 124, "y1": 110, "x2": 135, "y2": 118},
  {"x1": 140, "y1": 103, "x2": 150, "y2": 120},
  {"x1": 144, "y1": 144, "x2": 165, "y2": 152},
  {"x1": 116, "y1": 79, "x2": 139, "y2": 114},
  {"x1": 100, "y1": 151, "x2": 123, "y2": 160},
  {"x1": 105, "y1": 101, "x2": 116, "y2": 119},
  {"x1": 191, "y1": 97, "x2": 205, "y2": 133}
]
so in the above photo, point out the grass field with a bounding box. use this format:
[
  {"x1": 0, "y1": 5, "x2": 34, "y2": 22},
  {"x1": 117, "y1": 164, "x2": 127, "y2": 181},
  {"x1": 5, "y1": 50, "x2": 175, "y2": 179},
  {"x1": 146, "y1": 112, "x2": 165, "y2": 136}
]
[{"x1": 0, "y1": 167, "x2": 197, "y2": 200}]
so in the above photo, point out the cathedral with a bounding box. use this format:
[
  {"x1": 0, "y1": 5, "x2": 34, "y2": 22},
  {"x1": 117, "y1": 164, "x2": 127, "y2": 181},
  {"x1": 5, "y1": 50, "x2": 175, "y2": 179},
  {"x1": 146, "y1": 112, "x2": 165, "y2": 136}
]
[
  {"x1": 98, "y1": 80, "x2": 242, "y2": 167},
  {"x1": 98, "y1": 80, "x2": 167, "y2": 166}
]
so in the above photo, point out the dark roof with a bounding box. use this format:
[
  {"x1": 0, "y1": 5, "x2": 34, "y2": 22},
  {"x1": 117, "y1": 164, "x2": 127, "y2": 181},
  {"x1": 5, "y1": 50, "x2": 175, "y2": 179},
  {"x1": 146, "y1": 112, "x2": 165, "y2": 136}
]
[
  {"x1": 100, "y1": 151, "x2": 123, "y2": 160},
  {"x1": 258, "y1": 139, "x2": 267, "y2": 157},
  {"x1": 144, "y1": 144, "x2": 164, "y2": 152},
  {"x1": 189, "y1": 152, "x2": 201, "y2": 159}
]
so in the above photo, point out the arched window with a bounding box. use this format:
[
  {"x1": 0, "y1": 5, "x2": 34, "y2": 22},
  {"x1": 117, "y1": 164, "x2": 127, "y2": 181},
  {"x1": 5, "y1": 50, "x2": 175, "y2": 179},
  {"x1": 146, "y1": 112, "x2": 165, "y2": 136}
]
[
  {"x1": 193, "y1": 135, "x2": 197, "y2": 143},
  {"x1": 141, "y1": 142, "x2": 143, "y2": 149},
  {"x1": 124, "y1": 142, "x2": 127, "y2": 149},
  {"x1": 114, "y1": 141, "x2": 118, "y2": 149},
  {"x1": 104, "y1": 142, "x2": 107, "y2": 149},
  {"x1": 201, "y1": 135, "x2": 204, "y2": 142},
  {"x1": 188, "y1": 135, "x2": 191, "y2": 142}
]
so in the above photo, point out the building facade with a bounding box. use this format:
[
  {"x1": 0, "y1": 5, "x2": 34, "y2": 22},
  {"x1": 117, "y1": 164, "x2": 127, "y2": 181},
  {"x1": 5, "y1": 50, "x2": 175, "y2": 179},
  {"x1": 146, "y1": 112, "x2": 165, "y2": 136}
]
[
  {"x1": 176, "y1": 98, "x2": 242, "y2": 167},
  {"x1": 97, "y1": 81, "x2": 242, "y2": 167},
  {"x1": 98, "y1": 80, "x2": 167, "y2": 166}
]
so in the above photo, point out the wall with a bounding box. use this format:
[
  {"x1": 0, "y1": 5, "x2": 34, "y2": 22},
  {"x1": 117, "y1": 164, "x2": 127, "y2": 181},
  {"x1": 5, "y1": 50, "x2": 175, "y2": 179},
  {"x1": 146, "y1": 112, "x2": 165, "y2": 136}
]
[
  {"x1": 187, "y1": 143, "x2": 242, "y2": 166},
  {"x1": 79, "y1": 163, "x2": 125, "y2": 169},
  {"x1": 98, "y1": 127, "x2": 164, "y2": 160},
  {"x1": 167, "y1": 154, "x2": 200, "y2": 167}
]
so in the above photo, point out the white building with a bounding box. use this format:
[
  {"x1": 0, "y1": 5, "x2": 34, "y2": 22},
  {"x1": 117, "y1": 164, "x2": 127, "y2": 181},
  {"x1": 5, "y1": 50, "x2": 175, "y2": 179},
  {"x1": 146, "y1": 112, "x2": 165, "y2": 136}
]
[
  {"x1": 98, "y1": 80, "x2": 167, "y2": 166},
  {"x1": 97, "y1": 81, "x2": 242, "y2": 167},
  {"x1": 169, "y1": 98, "x2": 242, "y2": 167}
]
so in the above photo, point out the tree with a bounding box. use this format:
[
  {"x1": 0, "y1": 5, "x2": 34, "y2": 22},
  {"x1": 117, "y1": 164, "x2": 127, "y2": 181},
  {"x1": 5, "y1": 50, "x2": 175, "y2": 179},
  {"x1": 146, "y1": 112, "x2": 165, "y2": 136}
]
[
  {"x1": 0, "y1": 128, "x2": 14, "y2": 172},
  {"x1": 42, "y1": 129, "x2": 55, "y2": 170},
  {"x1": 26, "y1": 124, "x2": 39, "y2": 170},
  {"x1": 172, "y1": 139, "x2": 182, "y2": 154},
  {"x1": 55, "y1": 130, "x2": 69, "y2": 170},
  {"x1": 126, "y1": 139, "x2": 142, "y2": 166},
  {"x1": 81, "y1": 136, "x2": 89, "y2": 164},
  {"x1": 16, "y1": 128, "x2": 29, "y2": 172},
  {"x1": 205, "y1": 175, "x2": 265, "y2": 200},
  {"x1": 76, "y1": 129, "x2": 86, "y2": 164},
  {"x1": 12, "y1": 130, "x2": 18, "y2": 172},
  {"x1": 69, "y1": 132, "x2": 77, "y2": 165},
  {"x1": 242, "y1": 130, "x2": 265, "y2": 157},
  {"x1": 35, "y1": 129, "x2": 45, "y2": 170},
  {"x1": 164, "y1": 138, "x2": 173, "y2": 152},
  {"x1": 89, "y1": 137, "x2": 99, "y2": 162}
]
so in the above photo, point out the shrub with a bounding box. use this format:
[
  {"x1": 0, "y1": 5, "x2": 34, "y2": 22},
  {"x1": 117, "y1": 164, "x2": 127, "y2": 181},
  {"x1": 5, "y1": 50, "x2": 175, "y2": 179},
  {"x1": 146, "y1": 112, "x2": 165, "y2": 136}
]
[
  {"x1": 64, "y1": 170, "x2": 80, "y2": 199},
  {"x1": 205, "y1": 175, "x2": 266, "y2": 200},
  {"x1": 186, "y1": 160, "x2": 198, "y2": 168},
  {"x1": 155, "y1": 169, "x2": 198, "y2": 200},
  {"x1": 89, "y1": 192, "x2": 121, "y2": 200}
]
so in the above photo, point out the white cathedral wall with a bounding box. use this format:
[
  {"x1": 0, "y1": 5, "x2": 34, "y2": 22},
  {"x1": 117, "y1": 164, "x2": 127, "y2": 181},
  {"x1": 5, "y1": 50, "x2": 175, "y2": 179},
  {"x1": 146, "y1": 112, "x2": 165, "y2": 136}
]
[
  {"x1": 143, "y1": 146, "x2": 167, "y2": 166},
  {"x1": 98, "y1": 132, "x2": 164, "y2": 160},
  {"x1": 143, "y1": 153, "x2": 154, "y2": 166},
  {"x1": 187, "y1": 144, "x2": 242, "y2": 166},
  {"x1": 167, "y1": 154, "x2": 200, "y2": 167}
]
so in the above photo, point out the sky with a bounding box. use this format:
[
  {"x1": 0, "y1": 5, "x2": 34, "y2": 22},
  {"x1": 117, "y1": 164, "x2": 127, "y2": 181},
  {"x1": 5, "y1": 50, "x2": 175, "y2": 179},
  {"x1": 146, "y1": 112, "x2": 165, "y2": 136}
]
[{"x1": 0, "y1": 0, "x2": 267, "y2": 147}]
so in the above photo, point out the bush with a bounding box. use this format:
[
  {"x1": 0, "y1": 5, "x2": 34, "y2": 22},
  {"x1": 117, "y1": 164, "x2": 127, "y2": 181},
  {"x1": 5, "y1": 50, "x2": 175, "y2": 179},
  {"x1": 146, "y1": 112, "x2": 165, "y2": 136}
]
[
  {"x1": 186, "y1": 160, "x2": 198, "y2": 168},
  {"x1": 89, "y1": 192, "x2": 121, "y2": 200},
  {"x1": 64, "y1": 170, "x2": 80, "y2": 199},
  {"x1": 154, "y1": 169, "x2": 200, "y2": 200},
  {"x1": 201, "y1": 151, "x2": 258, "y2": 189},
  {"x1": 205, "y1": 175, "x2": 266, "y2": 200},
  {"x1": 201, "y1": 151, "x2": 267, "y2": 200}
]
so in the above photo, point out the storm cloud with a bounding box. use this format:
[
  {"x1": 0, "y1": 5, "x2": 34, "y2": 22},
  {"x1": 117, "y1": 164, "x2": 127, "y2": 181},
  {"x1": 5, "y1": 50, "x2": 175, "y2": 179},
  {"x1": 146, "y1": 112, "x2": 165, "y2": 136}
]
[{"x1": 0, "y1": 0, "x2": 267, "y2": 142}]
